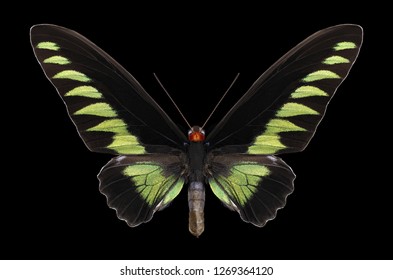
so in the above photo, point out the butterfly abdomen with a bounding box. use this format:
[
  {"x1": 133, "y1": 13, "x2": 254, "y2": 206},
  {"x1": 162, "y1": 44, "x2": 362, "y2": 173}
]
[
  {"x1": 187, "y1": 140, "x2": 207, "y2": 237},
  {"x1": 188, "y1": 181, "x2": 205, "y2": 237}
]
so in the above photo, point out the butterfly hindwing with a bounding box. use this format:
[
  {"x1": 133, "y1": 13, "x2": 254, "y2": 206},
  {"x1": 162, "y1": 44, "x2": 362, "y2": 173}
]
[
  {"x1": 30, "y1": 24, "x2": 186, "y2": 155},
  {"x1": 207, "y1": 153, "x2": 295, "y2": 226},
  {"x1": 207, "y1": 24, "x2": 363, "y2": 155},
  {"x1": 98, "y1": 154, "x2": 186, "y2": 226}
]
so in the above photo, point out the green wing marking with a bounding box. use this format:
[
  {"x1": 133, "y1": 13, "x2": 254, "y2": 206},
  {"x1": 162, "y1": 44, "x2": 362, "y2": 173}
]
[
  {"x1": 207, "y1": 154, "x2": 295, "y2": 226},
  {"x1": 99, "y1": 155, "x2": 185, "y2": 226},
  {"x1": 123, "y1": 163, "x2": 183, "y2": 206},
  {"x1": 37, "y1": 41, "x2": 59, "y2": 50},
  {"x1": 43, "y1": 55, "x2": 70, "y2": 65},
  {"x1": 210, "y1": 163, "x2": 270, "y2": 206}
]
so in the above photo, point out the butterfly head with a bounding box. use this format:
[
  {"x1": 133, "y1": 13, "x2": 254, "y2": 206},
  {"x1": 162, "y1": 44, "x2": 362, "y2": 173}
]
[{"x1": 188, "y1": 126, "x2": 205, "y2": 142}]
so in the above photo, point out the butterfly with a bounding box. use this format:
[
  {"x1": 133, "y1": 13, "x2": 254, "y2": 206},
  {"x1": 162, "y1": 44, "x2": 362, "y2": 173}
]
[{"x1": 30, "y1": 24, "x2": 362, "y2": 237}]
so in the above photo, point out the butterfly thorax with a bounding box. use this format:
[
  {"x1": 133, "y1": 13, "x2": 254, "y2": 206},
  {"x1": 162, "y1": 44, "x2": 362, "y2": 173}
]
[{"x1": 187, "y1": 126, "x2": 206, "y2": 180}]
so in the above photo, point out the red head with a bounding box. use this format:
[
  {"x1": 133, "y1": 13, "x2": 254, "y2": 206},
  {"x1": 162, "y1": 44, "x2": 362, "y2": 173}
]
[{"x1": 188, "y1": 126, "x2": 205, "y2": 142}]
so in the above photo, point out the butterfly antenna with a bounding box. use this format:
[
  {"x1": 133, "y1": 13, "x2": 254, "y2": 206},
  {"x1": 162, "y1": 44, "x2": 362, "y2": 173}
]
[
  {"x1": 201, "y1": 73, "x2": 240, "y2": 129},
  {"x1": 153, "y1": 73, "x2": 192, "y2": 129}
]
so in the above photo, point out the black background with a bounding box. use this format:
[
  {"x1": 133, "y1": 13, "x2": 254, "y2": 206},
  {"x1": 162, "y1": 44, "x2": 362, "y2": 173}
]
[{"x1": 3, "y1": 6, "x2": 390, "y2": 260}]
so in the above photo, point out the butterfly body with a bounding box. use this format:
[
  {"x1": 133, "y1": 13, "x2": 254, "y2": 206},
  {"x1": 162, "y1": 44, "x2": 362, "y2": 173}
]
[{"x1": 31, "y1": 24, "x2": 362, "y2": 236}]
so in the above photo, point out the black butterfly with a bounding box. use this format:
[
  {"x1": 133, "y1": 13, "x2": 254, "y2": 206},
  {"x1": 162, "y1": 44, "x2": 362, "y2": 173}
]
[{"x1": 30, "y1": 24, "x2": 362, "y2": 236}]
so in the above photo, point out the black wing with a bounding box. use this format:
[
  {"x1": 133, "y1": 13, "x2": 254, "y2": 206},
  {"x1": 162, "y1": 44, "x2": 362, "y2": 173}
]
[
  {"x1": 30, "y1": 24, "x2": 187, "y2": 155},
  {"x1": 206, "y1": 24, "x2": 363, "y2": 155}
]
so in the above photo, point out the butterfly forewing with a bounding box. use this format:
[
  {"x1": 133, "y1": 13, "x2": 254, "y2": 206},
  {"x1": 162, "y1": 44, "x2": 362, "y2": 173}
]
[
  {"x1": 30, "y1": 24, "x2": 186, "y2": 155},
  {"x1": 206, "y1": 25, "x2": 363, "y2": 155}
]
